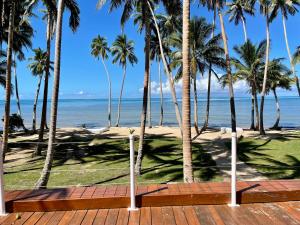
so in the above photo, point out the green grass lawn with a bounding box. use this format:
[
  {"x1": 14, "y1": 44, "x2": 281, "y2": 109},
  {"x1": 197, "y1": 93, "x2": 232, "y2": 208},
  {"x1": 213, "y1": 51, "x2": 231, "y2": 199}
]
[
  {"x1": 4, "y1": 135, "x2": 221, "y2": 190},
  {"x1": 233, "y1": 132, "x2": 300, "y2": 179}
]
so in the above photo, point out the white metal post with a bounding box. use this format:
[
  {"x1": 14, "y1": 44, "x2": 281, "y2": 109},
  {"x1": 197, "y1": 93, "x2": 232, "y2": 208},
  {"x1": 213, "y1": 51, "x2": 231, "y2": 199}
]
[
  {"x1": 128, "y1": 135, "x2": 138, "y2": 211},
  {"x1": 0, "y1": 142, "x2": 6, "y2": 215},
  {"x1": 229, "y1": 132, "x2": 239, "y2": 207}
]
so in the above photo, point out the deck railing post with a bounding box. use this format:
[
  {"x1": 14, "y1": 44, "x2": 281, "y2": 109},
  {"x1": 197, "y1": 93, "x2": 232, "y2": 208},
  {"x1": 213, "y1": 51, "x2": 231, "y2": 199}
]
[
  {"x1": 229, "y1": 132, "x2": 239, "y2": 207},
  {"x1": 0, "y1": 142, "x2": 6, "y2": 215},
  {"x1": 128, "y1": 135, "x2": 138, "y2": 211}
]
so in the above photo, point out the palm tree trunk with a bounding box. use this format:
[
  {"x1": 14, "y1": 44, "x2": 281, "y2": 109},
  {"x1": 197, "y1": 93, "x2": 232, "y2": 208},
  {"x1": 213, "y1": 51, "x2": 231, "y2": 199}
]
[
  {"x1": 35, "y1": 0, "x2": 64, "y2": 189},
  {"x1": 2, "y1": 1, "x2": 15, "y2": 161},
  {"x1": 148, "y1": 65, "x2": 152, "y2": 128},
  {"x1": 182, "y1": 0, "x2": 193, "y2": 183},
  {"x1": 253, "y1": 77, "x2": 259, "y2": 130},
  {"x1": 158, "y1": 61, "x2": 163, "y2": 126},
  {"x1": 281, "y1": 14, "x2": 300, "y2": 96},
  {"x1": 271, "y1": 88, "x2": 280, "y2": 129},
  {"x1": 35, "y1": 15, "x2": 52, "y2": 156},
  {"x1": 136, "y1": 14, "x2": 151, "y2": 176},
  {"x1": 250, "y1": 87, "x2": 255, "y2": 130},
  {"x1": 241, "y1": 17, "x2": 248, "y2": 42},
  {"x1": 116, "y1": 66, "x2": 126, "y2": 127},
  {"x1": 259, "y1": 14, "x2": 270, "y2": 135},
  {"x1": 32, "y1": 76, "x2": 42, "y2": 132},
  {"x1": 218, "y1": 6, "x2": 237, "y2": 133},
  {"x1": 147, "y1": 0, "x2": 182, "y2": 132},
  {"x1": 193, "y1": 79, "x2": 199, "y2": 134},
  {"x1": 102, "y1": 58, "x2": 112, "y2": 127},
  {"x1": 200, "y1": 7, "x2": 216, "y2": 134},
  {"x1": 13, "y1": 54, "x2": 27, "y2": 132}
]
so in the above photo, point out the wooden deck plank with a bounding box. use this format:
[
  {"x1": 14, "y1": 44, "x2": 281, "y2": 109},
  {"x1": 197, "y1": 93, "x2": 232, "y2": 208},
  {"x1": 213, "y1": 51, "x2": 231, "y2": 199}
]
[
  {"x1": 23, "y1": 212, "x2": 45, "y2": 225},
  {"x1": 93, "y1": 209, "x2": 108, "y2": 225},
  {"x1": 81, "y1": 186, "x2": 97, "y2": 199},
  {"x1": 173, "y1": 206, "x2": 189, "y2": 225},
  {"x1": 151, "y1": 207, "x2": 162, "y2": 225},
  {"x1": 45, "y1": 211, "x2": 66, "y2": 225},
  {"x1": 68, "y1": 210, "x2": 87, "y2": 225},
  {"x1": 116, "y1": 208, "x2": 130, "y2": 225},
  {"x1": 105, "y1": 209, "x2": 119, "y2": 225},
  {"x1": 80, "y1": 209, "x2": 98, "y2": 225},
  {"x1": 194, "y1": 205, "x2": 217, "y2": 225},
  {"x1": 13, "y1": 212, "x2": 34, "y2": 225},
  {"x1": 207, "y1": 205, "x2": 225, "y2": 225},
  {"x1": 35, "y1": 212, "x2": 55, "y2": 225},
  {"x1": 161, "y1": 207, "x2": 176, "y2": 225},
  {"x1": 128, "y1": 210, "x2": 140, "y2": 225},
  {"x1": 57, "y1": 211, "x2": 76, "y2": 225},
  {"x1": 140, "y1": 207, "x2": 151, "y2": 225},
  {"x1": 1, "y1": 213, "x2": 20, "y2": 225},
  {"x1": 214, "y1": 205, "x2": 236, "y2": 225},
  {"x1": 182, "y1": 206, "x2": 201, "y2": 225}
]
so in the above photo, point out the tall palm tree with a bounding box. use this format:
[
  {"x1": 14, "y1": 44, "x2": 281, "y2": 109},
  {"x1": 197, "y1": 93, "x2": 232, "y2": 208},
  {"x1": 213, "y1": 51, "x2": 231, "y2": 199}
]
[
  {"x1": 293, "y1": 46, "x2": 300, "y2": 65},
  {"x1": 2, "y1": 0, "x2": 15, "y2": 160},
  {"x1": 226, "y1": 0, "x2": 255, "y2": 42},
  {"x1": 111, "y1": 34, "x2": 138, "y2": 127},
  {"x1": 265, "y1": 58, "x2": 292, "y2": 129},
  {"x1": 91, "y1": 35, "x2": 112, "y2": 127},
  {"x1": 259, "y1": 0, "x2": 271, "y2": 135},
  {"x1": 27, "y1": 0, "x2": 57, "y2": 156},
  {"x1": 182, "y1": 0, "x2": 193, "y2": 183},
  {"x1": 270, "y1": 0, "x2": 300, "y2": 96},
  {"x1": 28, "y1": 48, "x2": 53, "y2": 133},
  {"x1": 171, "y1": 17, "x2": 226, "y2": 135},
  {"x1": 231, "y1": 40, "x2": 266, "y2": 130},
  {"x1": 35, "y1": 0, "x2": 80, "y2": 189}
]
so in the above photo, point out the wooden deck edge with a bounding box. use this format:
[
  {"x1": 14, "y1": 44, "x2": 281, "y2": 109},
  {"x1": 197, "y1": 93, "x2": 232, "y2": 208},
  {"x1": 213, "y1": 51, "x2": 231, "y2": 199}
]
[{"x1": 6, "y1": 190, "x2": 300, "y2": 213}]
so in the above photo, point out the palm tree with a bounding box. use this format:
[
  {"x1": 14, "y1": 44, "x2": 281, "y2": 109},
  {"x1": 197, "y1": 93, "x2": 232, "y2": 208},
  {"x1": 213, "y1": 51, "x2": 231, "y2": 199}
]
[
  {"x1": 171, "y1": 17, "x2": 226, "y2": 135},
  {"x1": 91, "y1": 35, "x2": 112, "y2": 127},
  {"x1": 259, "y1": 0, "x2": 271, "y2": 135},
  {"x1": 270, "y1": 0, "x2": 300, "y2": 96},
  {"x1": 111, "y1": 34, "x2": 138, "y2": 127},
  {"x1": 182, "y1": 0, "x2": 194, "y2": 183},
  {"x1": 28, "y1": 48, "x2": 53, "y2": 133},
  {"x1": 231, "y1": 40, "x2": 266, "y2": 130},
  {"x1": 27, "y1": 0, "x2": 57, "y2": 156},
  {"x1": 2, "y1": 0, "x2": 15, "y2": 160},
  {"x1": 293, "y1": 46, "x2": 300, "y2": 65},
  {"x1": 226, "y1": 0, "x2": 255, "y2": 42},
  {"x1": 265, "y1": 58, "x2": 292, "y2": 129},
  {"x1": 35, "y1": 0, "x2": 80, "y2": 189}
]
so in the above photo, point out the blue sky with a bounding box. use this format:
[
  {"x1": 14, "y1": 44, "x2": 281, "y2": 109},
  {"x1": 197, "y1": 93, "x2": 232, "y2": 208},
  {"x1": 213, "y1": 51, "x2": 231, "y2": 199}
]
[{"x1": 1, "y1": 0, "x2": 300, "y2": 100}]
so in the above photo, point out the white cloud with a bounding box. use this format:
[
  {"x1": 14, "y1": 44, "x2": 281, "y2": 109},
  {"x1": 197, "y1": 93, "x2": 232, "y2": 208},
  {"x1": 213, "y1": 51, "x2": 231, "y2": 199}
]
[
  {"x1": 140, "y1": 74, "x2": 248, "y2": 95},
  {"x1": 78, "y1": 91, "x2": 84, "y2": 95}
]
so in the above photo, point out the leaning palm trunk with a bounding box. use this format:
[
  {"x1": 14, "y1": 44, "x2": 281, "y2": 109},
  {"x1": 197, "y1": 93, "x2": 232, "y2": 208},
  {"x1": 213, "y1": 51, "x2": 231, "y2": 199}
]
[
  {"x1": 241, "y1": 17, "x2": 248, "y2": 42},
  {"x1": 2, "y1": 1, "x2": 15, "y2": 161},
  {"x1": 148, "y1": 66, "x2": 152, "y2": 128},
  {"x1": 281, "y1": 14, "x2": 300, "y2": 96},
  {"x1": 13, "y1": 55, "x2": 27, "y2": 132},
  {"x1": 193, "y1": 79, "x2": 199, "y2": 134},
  {"x1": 147, "y1": 0, "x2": 182, "y2": 132},
  {"x1": 158, "y1": 61, "x2": 163, "y2": 126},
  {"x1": 101, "y1": 58, "x2": 112, "y2": 127},
  {"x1": 250, "y1": 88, "x2": 255, "y2": 130},
  {"x1": 32, "y1": 76, "x2": 42, "y2": 132},
  {"x1": 200, "y1": 8, "x2": 216, "y2": 134},
  {"x1": 136, "y1": 15, "x2": 151, "y2": 176},
  {"x1": 182, "y1": 0, "x2": 193, "y2": 183},
  {"x1": 115, "y1": 66, "x2": 126, "y2": 127},
  {"x1": 218, "y1": 7, "x2": 237, "y2": 135},
  {"x1": 35, "y1": 0, "x2": 64, "y2": 189},
  {"x1": 259, "y1": 14, "x2": 270, "y2": 135},
  {"x1": 35, "y1": 16, "x2": 52, "y2": 156},
  {"x1": 271, "y1": 88, "x2": 280, "y2": 130},
  {"x1": 253, "y1": 78, "x2": 259, "y2": 130}
]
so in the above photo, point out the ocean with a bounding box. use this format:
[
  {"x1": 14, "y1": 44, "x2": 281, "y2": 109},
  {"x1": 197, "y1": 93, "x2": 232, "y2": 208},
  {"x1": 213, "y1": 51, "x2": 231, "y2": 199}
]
[{"x1": 0, "y1": 96, "x2": 299, "y2": 130}]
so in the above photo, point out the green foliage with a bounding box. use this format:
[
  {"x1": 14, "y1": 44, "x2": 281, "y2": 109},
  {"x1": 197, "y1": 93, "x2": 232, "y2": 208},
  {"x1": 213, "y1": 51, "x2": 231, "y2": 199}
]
[{"x1": 2, "y1": 113, "x2": 25, "y2": 131}]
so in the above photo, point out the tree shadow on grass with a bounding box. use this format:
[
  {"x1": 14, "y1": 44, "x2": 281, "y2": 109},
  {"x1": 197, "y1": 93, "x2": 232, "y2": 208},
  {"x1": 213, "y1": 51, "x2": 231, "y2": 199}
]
[{"x1": 225, "y1": 136, "x2": 300, "y2": 179}]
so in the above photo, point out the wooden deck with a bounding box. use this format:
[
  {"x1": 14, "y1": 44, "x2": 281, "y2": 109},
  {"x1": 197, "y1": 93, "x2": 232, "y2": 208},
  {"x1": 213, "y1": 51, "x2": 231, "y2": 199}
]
[
  {"x1": 1, "y1": 201, "x2": 300, "y2": 224},
  {"x1": 5, "y1": 180, "x2": 300, "y2": 213}
]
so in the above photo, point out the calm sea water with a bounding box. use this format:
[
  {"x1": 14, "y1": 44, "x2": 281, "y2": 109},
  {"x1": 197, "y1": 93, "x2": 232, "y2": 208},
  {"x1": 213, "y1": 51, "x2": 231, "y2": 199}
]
[{"x1": 0, "y1": 97, "x2": 299, "y2": 129}]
